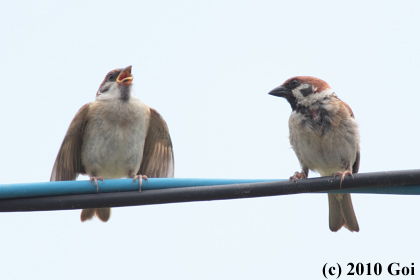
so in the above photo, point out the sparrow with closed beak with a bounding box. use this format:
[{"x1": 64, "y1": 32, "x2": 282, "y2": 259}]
[
  {"x1": 268, "y1": 76, "x2": 360, "y2": 232},
  {"x1": 50, "y1": 66, "x2": 174, "y2": 222}
]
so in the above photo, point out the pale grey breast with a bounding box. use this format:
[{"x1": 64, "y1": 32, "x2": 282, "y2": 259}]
[{"x1": 81, "y1": 98, "x2": 151, "y2": 178}]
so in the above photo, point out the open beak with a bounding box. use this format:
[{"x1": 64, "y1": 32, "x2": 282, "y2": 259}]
[
  {"x1": 268, "y1": 85, "x2": 290, "y2": 98},
  {"x1": 117, "y1": 66, "x2": 133, "y2": 85}
]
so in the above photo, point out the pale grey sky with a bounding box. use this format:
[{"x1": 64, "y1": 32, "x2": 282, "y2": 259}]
[{"x1": 1, "y1": 0, "x2": 420, "y2": 279}]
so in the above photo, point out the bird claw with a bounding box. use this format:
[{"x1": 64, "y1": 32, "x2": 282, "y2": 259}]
[
  {"x1": 334, "y1": 170, "x2": 353, "y2": 188},
  {"x1": 133, "y1": 175, "x2": 149, "y2": 192},
  {"x1": 89, "y1": 176, "x2": 104, "y2": 192},
  {"x1": 289, "y1": 171, "x2": 307, "y2": 182}
]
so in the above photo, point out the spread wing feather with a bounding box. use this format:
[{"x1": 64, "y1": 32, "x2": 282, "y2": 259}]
[
  {"x1": 138, "y1": 108, "x2": 174, "y2": 178},
  {"x1": 50, "y1": 103, "x2": 90, "y2": 181}
]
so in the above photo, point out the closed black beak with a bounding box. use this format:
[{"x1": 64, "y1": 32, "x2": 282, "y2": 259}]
[{"x1": 268, "y1": 86, "x2": 290, "y2": 98}]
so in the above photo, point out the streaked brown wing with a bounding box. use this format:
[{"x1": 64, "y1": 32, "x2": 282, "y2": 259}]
[
  {"x1": 338, "y1": 97, "x2": 360, "y2": 174},
  {"x1": 339, "y1": 98, "x2": 355, "y2": 118},
  {"x1": 138, "y1": 108, "x2": 174, "y2": 178},
  {"x1": 352, "y1": 150, "x2": 360, "y2": 174},
  {"x1": 343, "y1": 100, "x2": 361, "y2": 174},
  {"x1": 50, "y1": 103, "x2": 91, "y2": 181}
]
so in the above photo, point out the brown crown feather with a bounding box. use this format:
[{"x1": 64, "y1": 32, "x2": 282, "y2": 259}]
[{"x1": 283, "y1": 76, "x2": 331, "y2": 93}]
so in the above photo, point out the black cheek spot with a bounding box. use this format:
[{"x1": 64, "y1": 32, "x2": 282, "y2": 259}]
[
  {"x1": 100, "y1": 85, "x2": 110, "y2": 94},
  {"x1": 300, "y1": 87, "x2": 313, "y2": 97}
]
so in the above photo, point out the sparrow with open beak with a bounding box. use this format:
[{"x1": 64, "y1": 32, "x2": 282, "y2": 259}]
[
  {"x1": 268, "y1": 76, "x2": 360, "y2": 232},
  {"x1": 50, "y1": 66, "x2": 174, "y2": 222}
]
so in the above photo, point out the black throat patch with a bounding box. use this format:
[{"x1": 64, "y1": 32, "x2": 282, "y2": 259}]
[
  {"x1": 286, "y1": 96, "x2": 298, "y2": 110},
  {"x1": 119, "y1": 85, "x2": 131, "y2": 102},
  {"x1": 295, "y1": 102, "x2": 332, "y2": 135}
]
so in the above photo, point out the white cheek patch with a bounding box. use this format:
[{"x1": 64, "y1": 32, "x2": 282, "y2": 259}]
[
  {"x1": 293, "y1": 86, "x2": 335, "y2": 107},
  {"x1": 96, "y1": 83, "x2": 135, "y2": 101}
]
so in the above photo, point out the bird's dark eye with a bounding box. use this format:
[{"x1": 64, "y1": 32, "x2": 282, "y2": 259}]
[
  {"x1": 107, "y1": 73, "x2": 115, "y2": 81},
  {"x1": 289, "y1": 79, "x2": 300, "y2": 89}
]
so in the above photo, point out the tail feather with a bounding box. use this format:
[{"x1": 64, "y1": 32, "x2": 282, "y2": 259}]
[
  {"x1": 328, "y1": 193, "x2": 359, "y2": 232},
  {"x1": 80, "y1": 208, "x2": 111, "y2": 222},
  {"x1": 80, "y1": 209, "x2": 95, "y2": 222},
  {"x1": 96, "y1": 208, "x2": 111, "y2": 222}
]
